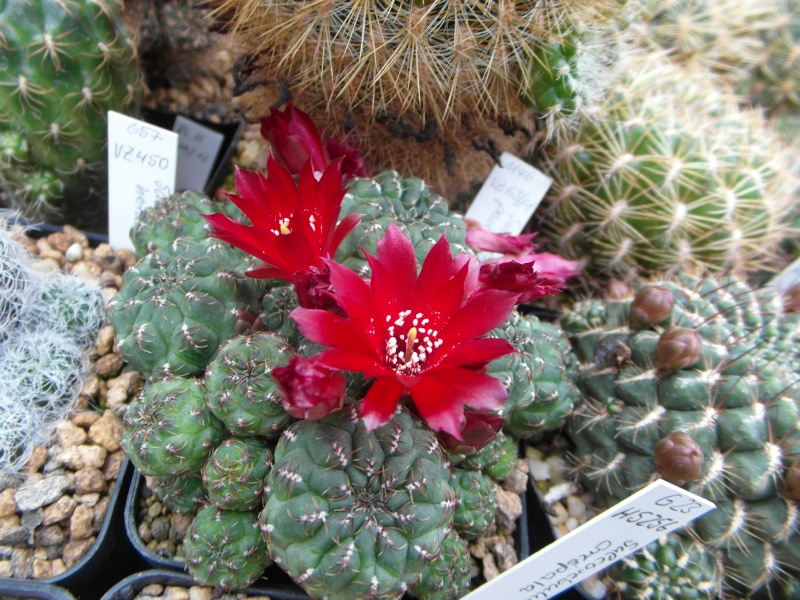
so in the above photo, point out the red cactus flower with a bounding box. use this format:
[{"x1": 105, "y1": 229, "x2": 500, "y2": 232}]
[
  {"x1": 202, "y1": 156, "x2": 361, "y2": 304},
  {"x1": 437, "y1": 411, "x2": 505, "y2": 455},
  {"x1": 465, "y1": 219, "x2": 538, "y2": 255},
  {"x1": 478, "y1": 261, "x2": 564, "y2": 305},
  {"x1": 272, "y1": 355, "x2": 346, "y2": 420},
  {"x1": 290, "y1": 223, "x2": 519, "y2": 438}
]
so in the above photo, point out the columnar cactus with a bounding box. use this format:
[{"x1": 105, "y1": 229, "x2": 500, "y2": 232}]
[
  {"x1": 0, "y1": 0, "x2": 143, "y2": 230},
  {"x1": 561, "y1": 273, "x2": 800, "y2": 597}
]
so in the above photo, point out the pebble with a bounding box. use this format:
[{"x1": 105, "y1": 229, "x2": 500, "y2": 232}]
[
  {"x1": 64, "y1": 243, "x2": 83, "y2": 263},
  {"x1": 15, "y1": 476, "x2": 70, "y2": 511}
]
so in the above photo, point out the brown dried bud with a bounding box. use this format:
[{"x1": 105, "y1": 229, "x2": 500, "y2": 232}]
[
  {"x1": 783, "y1": 460, "x2": 800, "y2": 501},
  {"x1": 654, "y1": 326, "x2": 701, "y2": 372},
  {"x1": 654, "y1": 431, "x2": 704, "y2": 486},
  {"x1": 607, "y1": 279, "x2": 632, "y2": 301},
  {"x1": 630, "y1": 285, "x2": 674, "y2": 329}
]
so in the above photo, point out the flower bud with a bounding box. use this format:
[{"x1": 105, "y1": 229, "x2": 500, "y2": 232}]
[
  {"x1": 654, "y1": 431, "x2": 704, "y2": 486},
  {"x1": 630, "y1": 285, "x2": 674, "y2": 329},
  {"x1": 654, "y1": 326, "x2": 701, "y2": 372},
  {"x1": 272, "y1": 355, "x2": 346, "y2": 420},
  {"x1": 437, "y1": 411, "x2": 505, "y2": 455}
]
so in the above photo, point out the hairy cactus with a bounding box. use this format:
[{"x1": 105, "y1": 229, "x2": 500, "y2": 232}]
[
  {"x1": 107, "y1": 237, "x2": 264, "y2": 380},
  {"x1": 487, "y1": 310, "x2": 579, "y2": 440},
  {"x1": 561, "y1": 272, "x2": 800, "y2": 597},
  {"x1": 121, "y1": 377, "x2": 225, "y2": 477},
  {"x1": 536, "y1": 54, "x2": 795, "y2": 278},
  {"x1": 184, "y1": 504, "x2": 270, "y2": 590},
  {"x1": 260, "y1": 405, "x2": 455, "y2": 600},
  {"x1": 201, "y1": 437, "x2": 272, "y2": 511},
  {"x1": 0, "y1": 0, "x2": 142, "y2": 231}
]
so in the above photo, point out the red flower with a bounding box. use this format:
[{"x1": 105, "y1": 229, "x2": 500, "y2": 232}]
[
  {"x1": 291, "y1": 224, "x2": 518, "y2": 438},
  {"x1": 202, "y1": 156, "x2": 362, "y2": 301},
  {"x1": 465, "y1": 219, "x2": 538, "y2": 255},
  {"x1": 437, "y1": 411, "x2": 505, "y2": 455},
  {"x1": 478, "y1": 261, "x2": 564, "y2": 304},
  {"x1": 272, "y1": 355, "x2": 346, "y2": 420}
]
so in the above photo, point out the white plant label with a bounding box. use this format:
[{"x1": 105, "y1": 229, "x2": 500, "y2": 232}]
[
  {"x1": 766, "y1": 256, "x2": 800, "y2": 295},
  {"x1": 464, "y1": 152, "x2": 552, "y2": 236},
  {"x1": 462, "y1": 480, "x2": 715, "y2": 600},
  {"x1": 107, "y1": 111, "x2": 178, "y2": 250},
  {"x1": 173, "y1": 115, "x2": 225, "y2": 193}
]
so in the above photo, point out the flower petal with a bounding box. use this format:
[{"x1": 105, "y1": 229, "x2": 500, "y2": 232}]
[
  {"x1": 409, "y1": 375, "x2": 466, "y2": 439},
  {"x1": 434, "y1": 338, "x2": 515, "y2": 370},
  {"x1": 291, "y1": 307, "x2": 376, "y2": 354},
  {"x1": 325, "y1": 260, "x2": 375, "y2": 323},
  {"x1": 364, "y1": 223, "x2": 416, "y2": 314},
  {"x1": 361, "y1": 377, "x2": 405, "y2": 431},
  {"x1": 439, "y1": 289, "x2": 517, "y2": 348},
  {"x1": 317, "y1": 348, "x2": 389, "y2": 378},
  {"x1": 426, "y1": 368, "x2": 508, "y2": 412}
]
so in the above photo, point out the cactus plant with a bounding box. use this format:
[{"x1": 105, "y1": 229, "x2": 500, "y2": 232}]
[
  {"x1": 561, "y1": 272, "x2": 800, "y2": 597},
  {"x1": 202, "y1": 437, "x2": 272, "y2": 511},
  {"x1": 535, "y1": 53, "x2": 795, "y2": 279},
  {"x1": 0, "y1": 0, "x2": 143, "y2": 231},
  {"x1": 449, "y1": 468, "x2": 498, "y2": 540},
  {"x1": 408, "y1": 528, "x2": 472, "y2": 600}
]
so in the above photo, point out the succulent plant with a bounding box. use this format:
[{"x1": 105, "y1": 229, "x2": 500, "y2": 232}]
[
  {"x1": 535, "y1": 53, "x2": 795, "y2": 279},
  {"x1": 0, "y1": 0, "x2": 143, "y2": 231},
  {"x1": 449, "y1": 468, "x2": 498, "y2": 541},
  {"x1": 260, "y1": 405, "x2": 456, "y2": 600},
  {"x1": 107, "y1": 237, "x2": 264, "y2": 380},
  {"x1": 202, "y1": 436, "x2": 272, "y2": 511},
  {"x1": 561, "y1": 272, "x2": 800, "y2": 597},
  {"x1": 452, "y1": 430, "x2": 519, "y2": 482},
  {"x1": 121, "y1": 377, "x2": 225, "y2": 477},
  {"x1": 408, "y1": 528, "x2": 472, "y2": 600},
  {"x1": 150, "y1": 473, "x2": 208, "y2": 514},
  {"x1": 184, "y1": 504, "x2": 271, "y2": 590}
]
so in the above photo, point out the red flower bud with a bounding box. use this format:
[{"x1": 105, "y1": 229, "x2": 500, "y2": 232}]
[
  {"x1": 478, "y1": 261, "x2": 563, "y2": 305},
  {"x1": 437, "y1": 411, "x2": 505, "y2": 455},
  {"x1": 630, "y1": 285, "x2": 674, "y2": 329},
  {"x1": 272, "y1": 355, "x2": 346, "y2": 421},
  {"x1": 260, "y1": 104, "x2": 328, "y2": 175},
  {"x1": 654, "y1": 326, "x2": 701, "y2": 372},
  {"x1": 654, "y1": 431, "x2": 704, "y2": 486},
  {"x1": 325, "y1": 137, "x2": 370, "y2": 180}
]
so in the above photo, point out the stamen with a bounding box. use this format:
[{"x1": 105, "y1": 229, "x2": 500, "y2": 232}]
[
  {"x1": 279, "y1": 217, "x2": 292, "y2": 235},
  {"x1": 404, "y1": 327, "x2": 418, "y2": 363}
]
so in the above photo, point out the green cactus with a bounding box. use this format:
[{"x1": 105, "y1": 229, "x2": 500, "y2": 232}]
[
  {"x1": 449, "y1": 468, "x2": 498, "y2": 541},
  {"x1": 107, "y1": 237, "x2": 264, "y2": 380},
  {"x1": 487, "y1": 311, "x2": 579, "y2": 441},
  {"x1": 151, "y1": 474, "x2": 208, "y2": 514},
  {"x1": 408, "y1": 528, "x2": 472, "y2": 600},
  {"x1": 122, "y1": 377, "x2": 225, "y2": 477},
  {"x1": 451, "y1": 431, "x2": 518, "y2": 482},
  {"x1": 535, "y1": 54, "x2": 795, "y2": 278},
  {"x1": 204, "y1": 332, "x2": 295, "y2": 439},
  {"x1": 561, "y1": 272, "x2": 800, "y2": 597},
  {"x1": 335, "y1": 171, "x2": 469, "y2": 275},
  {"x1": 260, "y1": 405, "x2": 455, "y2": 600},
  {"x1": 201, "y1": 437, "x2": 272, "y2": 511},
  {"x1": 0, "y1": 0, "x2": 143, "y2": 231},
  {"x1": 184, "y1": 504, "x2": 270, "y2": 590},
  {"x1": 608, "y1": 533, "x2": 720, "y2": 600}
]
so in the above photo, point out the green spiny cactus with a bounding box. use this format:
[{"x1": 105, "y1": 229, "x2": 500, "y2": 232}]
[
  {"x1": 257, "y1": 283, "x2": 303, "y2": 348},
  {"x1": 487, "y1": 310, "x2": 579, "y2": 441},
  {"x1": 122, "y1": 377, "x2": 225, "y2": 477},
  {"x1": 536, "y1": 54, "x2": 795, "y2": 278},
  {"x1": 201, "y1": 437, "x2": 272, "y2": 511},
  {"x1": 451, "y1": 431, "x2": 518, "y2": 482},
  {"x1": 561, "y1": 272, "x2": 800, "y2": 597},
  {"x1": 408, "y1": 528, "x2": 472, "y2": 600},
  {"x1": 204, "y1": 332, "x2": 295, "y2": 439},
  {"x1": 107, "y1": 237, "x2": 264, "y2": 380},
  {"x1": 184, "y1": 504, "x2": 270, "y2": 590},
  {"x1": 449, "y1": 468, "x2": 498, "y2": 541},
  {"x1": 336, "y1": 170, "x2": 469, "y2": 276},
  {"x1": 150, "y1": 474, "x2": 208, "y2": 514},
  {"x1": 260, "y1": 404, "x2": 456, "y2": 600},
  {"x1": 608, "y1": 533, "x2": 721, "y2": 600},
  {"x1": 0, "y1": 0, "x2": 143, "y2": 231}
]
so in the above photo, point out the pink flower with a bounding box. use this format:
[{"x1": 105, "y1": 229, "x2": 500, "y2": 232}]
[
  {"x1": 290, "y1": 224, "x2": 519, "y2": 439},
  {"x1": 272, "y1": 355, "x2": 346, "y2": 420},
  {"x1": 202, "y1": 156, "x2": 361, "y2": 306},
  {"x1": 465, "y1": 219, "x2": 538, "y2": 255}
]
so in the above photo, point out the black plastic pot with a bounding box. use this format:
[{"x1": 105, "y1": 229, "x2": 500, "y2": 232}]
[
  {"x1": 0, "y1": 458, "x2": 135, "y2": 600},
  {"x1": 0, "y1": 578, "x2": 76, "y2": 600},
  {"x1": 125, "y1": 466, "x2": 532, "y2": 598}
]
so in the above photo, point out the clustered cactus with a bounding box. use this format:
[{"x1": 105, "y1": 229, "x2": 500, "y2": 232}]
[
  {"x1": 0, "y1": 0, "x2": 143, "y2": 232},
  {"x1": 0, "y1": 223, "x2": 105, "y2": 474},
  {"x1": 113, "y1": 105, "x2": 580, "y2": 597},
  {"x1": 561, "y1": 272, "x2": 800, "y2": 598}
]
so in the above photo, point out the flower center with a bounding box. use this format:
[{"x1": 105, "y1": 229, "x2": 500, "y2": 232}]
[{"x1": 383, "y1": 310, "x2": 443, "y2": 375}]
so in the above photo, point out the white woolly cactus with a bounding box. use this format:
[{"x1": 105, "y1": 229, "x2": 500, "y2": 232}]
[{"x1": 0, "y1": 224, "x2": 105, "y2": 474}]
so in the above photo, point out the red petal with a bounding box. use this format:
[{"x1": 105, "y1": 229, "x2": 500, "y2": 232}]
[
  {"x1": 329, "y1": 212, "x2": 363, "y2": 257},
  {"x1": 440, "y1": 289, "x2": 517, "y2": 348},
  {"x1": 364, "y1": 223, "x2": 416, "y2": 314},
  {"x1": 361, "y1": 377, "x2": 405, "y2": 431},
  {"x1": 203, "y1": 214, "x2": 293, "y2": 272},
  {"x1": 434, "y1": 338, "x2": 516, "y2": 369},
  {"x1": 291, "y1": 307, "x2": 375, "y2": 354},
  {"x1": 318, "y1": 348, "x2": 390, "y2": 378},
  {"x1": 245, "y1": 266, "x2": 293, "y2": 281},
  {"x1": 409, "y1": 376, "x2": 466, "y2": 439},
  {"x1": 325, "y1": 260, "x2": 375, "y2": 323},
  {"x1": 425, "y1": 368, "x2": 508, "y2": 412}
]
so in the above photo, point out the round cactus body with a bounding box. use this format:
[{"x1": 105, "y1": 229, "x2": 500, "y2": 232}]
[
  {"x1": 409, "y1": 528, "x2": 472, "y2": 600},
  {"x1": 488, "y1": 311, "x2": 579, "y2": 440},
  {"x1": 202, "y1": 437, "x2": 272, "y2": 511},
  {"x1": 122, "y1": 377, "x2": 225, "y2": 477},
  {"x1": 562, "y1": 273, "x2": 800, "y2": 597},
  {"x1": 260, "y1": 405, "x2": 455, "y2": 600},
  {"x1": 204, "y1": 332, "x2": 295, "y2": 439},
  {"x1": 449, "y1": 468, "x2": 498, "y2": 541},
  {"x1": 0, "y1": 0, "x2": 143, "y2": 230},
  {"x1": 150, "y1": 474, "x2": 207, "y2": 515},
  {"x1": 184, "y1": 505, "x2": 270, "y2": 590},
  {"x1": 107, "y1": 237, "x2": 264, "y2": 380},
  {"x1": 452, "y1": 431, "x2": 518, "y2": 482}
]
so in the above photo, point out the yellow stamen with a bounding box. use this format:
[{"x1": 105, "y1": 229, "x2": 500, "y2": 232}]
[
  {"x1": 279, "y1": 223, "x2": 292, "y2": 235},
  {"x1": 404, "y1": 327, "x2": 418, "y2": 363}
]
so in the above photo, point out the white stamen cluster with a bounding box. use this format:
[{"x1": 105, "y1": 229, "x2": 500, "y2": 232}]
[{"x1": 383, "y1": 310, "x2": 443, "y2": 375}]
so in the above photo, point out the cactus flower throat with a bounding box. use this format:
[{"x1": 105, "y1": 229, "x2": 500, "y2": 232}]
[{"x1": 291, "y1": 224, "x2": 519, "y2": 438}]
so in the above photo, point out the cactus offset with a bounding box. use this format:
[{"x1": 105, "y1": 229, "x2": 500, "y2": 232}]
[{"x1": 202, "y1": 437, "x2": 272, "y2": 511}]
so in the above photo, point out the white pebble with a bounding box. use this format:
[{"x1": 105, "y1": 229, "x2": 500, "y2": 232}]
[
  {"x1": 566, "y1": 495, "x2": 587, "y2": 520},
  {"x1": 543, "y1": 481, "x2": 577, "y2": 504},
  {"x1": 65, "y1": 243, "x2": 83, "y2": 263},
  {"x1": 565, "y1": 517, "x2": 579, "y2": 531},
  {"x1": 527, "y1": 459, "x2": 551, "y2": 481},
  {"x1": 580, "y1": 576, "x2": 609, "y2": 600}
]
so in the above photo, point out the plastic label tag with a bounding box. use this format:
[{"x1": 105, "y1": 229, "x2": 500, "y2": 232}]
[
  {"x1": 464, "y1": 152, "x2": 551, "y2": 235},
  {"x1": 462, "y1": 480, "x2": 715, "y2": 600},
  {"x1": 766, "y1": 256, "x2": 800, "y2": 295},
  {"x1": 173, "y1": 115, "x2": 225, "y2": 193},
  {"x1": 107, "y1": 111, "x2": 178, "y2": 250}
]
